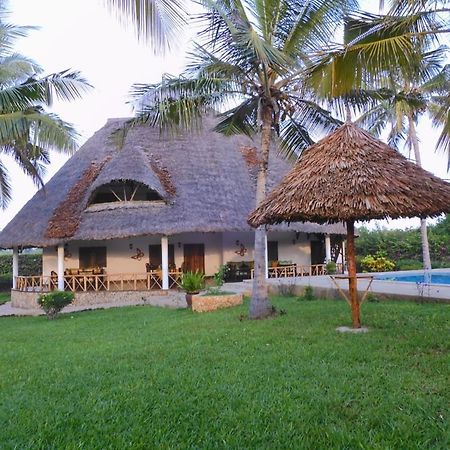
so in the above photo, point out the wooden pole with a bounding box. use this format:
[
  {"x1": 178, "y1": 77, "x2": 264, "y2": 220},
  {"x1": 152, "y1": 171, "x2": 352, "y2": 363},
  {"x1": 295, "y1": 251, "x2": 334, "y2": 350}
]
[{"x1": 346, "y1": 220, "x2": 361, "y2": 328}]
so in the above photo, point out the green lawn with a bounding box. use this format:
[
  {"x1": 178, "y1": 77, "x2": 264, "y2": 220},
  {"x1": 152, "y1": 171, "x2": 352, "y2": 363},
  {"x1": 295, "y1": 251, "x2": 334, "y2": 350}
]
[
  {"x1": 0, "y1": 298, "x2": 448, "y2": 449},
  {"x1": 0, "y1": 292, "x2": 10, "y2": 305}
]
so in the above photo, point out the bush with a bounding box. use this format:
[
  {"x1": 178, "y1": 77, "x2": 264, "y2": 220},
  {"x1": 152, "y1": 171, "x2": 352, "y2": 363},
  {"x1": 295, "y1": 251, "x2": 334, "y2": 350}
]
[
  {"x1": 0, "y1": 253, "x2": 42, "y2": 276},
  {"x1": 181, "y1": 271, "x2": 205, "y2": 294},
  {"x1": 37, "y1": 291, "x2": 74, "y2": 320},
  {"x1": 325, "y1": 261, "x2": 337, "y2": 274},
  {"x1": 300, "y1": 285, "x2": 315, "y2": 301},
  {"x1": 361, "y1": 252, "x2": 396, "y2": 272},
  {"x1": 396, "y1": 259, "x2": 423, "y2": 271}
]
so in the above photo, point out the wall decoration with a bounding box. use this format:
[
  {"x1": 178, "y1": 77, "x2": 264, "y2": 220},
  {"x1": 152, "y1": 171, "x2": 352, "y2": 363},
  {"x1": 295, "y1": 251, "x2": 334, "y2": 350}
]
[
  {"x1": 131, "y1": 248, "x2": 145, "y2": 261},
  {"x1": 235, "y1": 241, "x2": 248, "y2": 256}
]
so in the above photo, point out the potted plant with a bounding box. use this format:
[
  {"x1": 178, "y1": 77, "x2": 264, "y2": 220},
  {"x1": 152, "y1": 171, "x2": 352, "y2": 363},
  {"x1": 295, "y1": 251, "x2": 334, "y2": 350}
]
[
  {"x1": 181, "y1": 271, "x2": 205, "y2": 307},
  {"x1": 326, "y1": 261, "x2": 337, "y2": 275}
]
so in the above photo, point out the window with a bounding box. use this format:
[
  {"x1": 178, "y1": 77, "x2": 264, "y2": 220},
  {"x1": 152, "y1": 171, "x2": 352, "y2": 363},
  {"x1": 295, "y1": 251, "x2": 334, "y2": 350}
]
[
  {"x1": 89, "y1": 180, "x2": 162, "y2": 205},
  {"x1": 79, "y1": 247, "x2": 107, "y2": 269}
]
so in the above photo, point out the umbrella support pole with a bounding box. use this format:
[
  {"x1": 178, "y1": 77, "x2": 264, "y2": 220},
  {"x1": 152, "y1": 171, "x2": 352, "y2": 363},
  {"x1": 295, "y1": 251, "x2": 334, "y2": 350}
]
[{"x1": 346, "y1": 220, "x2": 361, "y2": 328}]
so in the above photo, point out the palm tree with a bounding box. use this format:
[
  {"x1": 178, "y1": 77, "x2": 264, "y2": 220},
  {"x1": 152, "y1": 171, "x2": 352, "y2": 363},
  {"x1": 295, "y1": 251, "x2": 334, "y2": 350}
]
[
  {"x1": 356, "y1": 48, "x2": 449, "y2": 271},
  {"x1": 0, "y1": 14, "x2": 91, "y2": 209},
  {"x1": 123, "y1": 0, "x2": 353, "y2": 318}
]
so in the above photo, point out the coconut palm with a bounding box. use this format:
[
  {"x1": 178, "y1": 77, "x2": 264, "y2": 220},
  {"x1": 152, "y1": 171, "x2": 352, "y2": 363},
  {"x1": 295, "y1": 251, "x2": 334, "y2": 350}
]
[
  {"x1": 355, "y1": 47, "x2": 449, "y2": 271},
  {"x1": 123, "y1": 0, "x2": 355, "y2": 318},
  {"x1": 0, "y1": 15, "x2": 91, "y2": 209}
]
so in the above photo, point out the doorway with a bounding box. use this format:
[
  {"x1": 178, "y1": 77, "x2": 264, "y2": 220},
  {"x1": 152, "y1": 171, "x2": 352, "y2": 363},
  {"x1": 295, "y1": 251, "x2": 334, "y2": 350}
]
[
  {"x1": 183, "y1": 244, "x2": 205, "y2": 273},
  {"x1": 148, "y1": 244, "x2": 175, "y2": 270},
  {"x1": 310, "y1": 240, "x2": 325, "y2": 265}
]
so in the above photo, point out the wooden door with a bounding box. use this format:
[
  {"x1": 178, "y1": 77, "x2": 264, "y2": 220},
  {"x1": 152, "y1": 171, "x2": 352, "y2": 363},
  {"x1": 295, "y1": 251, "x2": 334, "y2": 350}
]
[
  {"x1": 183, "y1": 244, "x2": 205, "y2": 273},
  {"x1": 310, "y1": 240, "x2": 326, "y2": 265}
]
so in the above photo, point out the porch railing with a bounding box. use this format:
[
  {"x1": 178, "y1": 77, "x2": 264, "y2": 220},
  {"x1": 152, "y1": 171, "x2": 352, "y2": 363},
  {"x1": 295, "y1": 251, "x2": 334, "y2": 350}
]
[
  {"x1": 14, "y1": 271, "x2": 183, "y2": 293},
  {"x1": 251, "y1": 263, "x2": 343, "y2": 279}
]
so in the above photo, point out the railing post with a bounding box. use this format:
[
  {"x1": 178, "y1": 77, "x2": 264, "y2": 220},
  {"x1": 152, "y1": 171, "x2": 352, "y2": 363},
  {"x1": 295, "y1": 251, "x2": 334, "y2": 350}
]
[
  {"x1": 57, "y1": 244, "x2": 65, "y2": 291},
  {"x1": 12, "y1": 246, "x2": 19, "y2": 289},
  {"x1": 161, "y1": 236, "x2": 169, "y2": 290}
]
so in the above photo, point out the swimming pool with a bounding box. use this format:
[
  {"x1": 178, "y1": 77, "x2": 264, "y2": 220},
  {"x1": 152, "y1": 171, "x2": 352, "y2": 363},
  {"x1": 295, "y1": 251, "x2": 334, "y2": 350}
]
[{"x1": 375, "y1": 272, "x2": 450, "y2": 285}]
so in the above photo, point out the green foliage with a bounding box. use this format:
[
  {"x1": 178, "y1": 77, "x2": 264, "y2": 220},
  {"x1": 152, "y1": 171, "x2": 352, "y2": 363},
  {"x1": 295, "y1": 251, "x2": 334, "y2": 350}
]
[
  {"x1": 325, "y1": 261, "x2": 337, "y2": 274},
  {"x1": 300, "y1": 285, "x2": 316, "y2": 301},
  {"x1": 37, "y1": 291, "x2": 74, "y2": 320},
  {"x1": 213, "y1": 264, "x2": 229, "y2": 288},
  {"x1": 361, "y1": 252, "x2": 396, "y2": 272},
  {"x1": 180, "y1": 271, "x2": 205, "y2": 294},
  {"x1": 0, "y1": 253, "x2": 42, "y2": 276},
  {"x1": 396, "y1": 259, "x2": 423, "y2": 271},
  {"x1": 356, "y1": 217, "x2": 450, "y2": 269}
]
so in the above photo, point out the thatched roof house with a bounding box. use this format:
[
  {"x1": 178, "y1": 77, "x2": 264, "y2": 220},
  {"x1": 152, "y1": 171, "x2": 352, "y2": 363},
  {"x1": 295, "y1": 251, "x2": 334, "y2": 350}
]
[{"x1": 1, "y1": 116, "x2": 344, "y2": 248}]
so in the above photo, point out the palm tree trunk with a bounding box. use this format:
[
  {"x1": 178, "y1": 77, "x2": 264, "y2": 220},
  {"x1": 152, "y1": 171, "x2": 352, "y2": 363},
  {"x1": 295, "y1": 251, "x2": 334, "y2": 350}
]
[
  {"x1": 408, "y1": 115, "x2": 432, "y2": 272},
  {"x1": 250, "y1": 106, "x2": 272, "y2": 319}
]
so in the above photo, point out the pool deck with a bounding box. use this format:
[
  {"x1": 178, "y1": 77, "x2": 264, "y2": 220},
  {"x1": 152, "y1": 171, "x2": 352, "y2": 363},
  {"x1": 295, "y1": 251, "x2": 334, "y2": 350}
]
[{"x1": 243, "y1": 269, "x2": 450, "y2": 303}]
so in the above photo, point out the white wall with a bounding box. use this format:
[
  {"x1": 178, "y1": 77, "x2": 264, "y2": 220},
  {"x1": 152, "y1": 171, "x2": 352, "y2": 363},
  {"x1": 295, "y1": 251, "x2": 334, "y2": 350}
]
[
  {"x1": 41, "y1": 231, "x2": 315, "y2": 277},
  {"x1": 42, "y1": 232, "x2": 223, "y2": 276},
  {"x1": 267, "y1": 231, "x2": 311, "y2": 265}
]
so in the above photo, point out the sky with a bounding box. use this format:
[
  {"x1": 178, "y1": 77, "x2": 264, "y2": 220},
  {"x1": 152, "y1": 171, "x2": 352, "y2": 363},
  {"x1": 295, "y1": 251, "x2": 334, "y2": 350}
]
[{"x1": 1, "y1": 0, "x2": 449, "y2": 232}]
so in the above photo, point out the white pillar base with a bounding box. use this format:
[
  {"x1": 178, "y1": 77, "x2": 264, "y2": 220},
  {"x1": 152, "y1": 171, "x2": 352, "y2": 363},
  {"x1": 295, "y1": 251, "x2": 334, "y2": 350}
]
[{"x1": 161, "y1": 236, "x2": 169, "y2": 290}]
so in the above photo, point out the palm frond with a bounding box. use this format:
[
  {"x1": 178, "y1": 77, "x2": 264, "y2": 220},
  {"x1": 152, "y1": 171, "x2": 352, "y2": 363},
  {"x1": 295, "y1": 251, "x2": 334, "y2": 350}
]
[
  {"x1": 104, "y1": 0, "x2": 188, "y2": 53},
  {"x1": 0, "y1": 159, "x2": 11, "y2": 209}
]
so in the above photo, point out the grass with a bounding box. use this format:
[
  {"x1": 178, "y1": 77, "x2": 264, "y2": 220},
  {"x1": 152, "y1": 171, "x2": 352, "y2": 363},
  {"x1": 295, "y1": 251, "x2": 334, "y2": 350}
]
[
  {"x1": 0, "y1": 298, "x2": 448, "y2": 449},
  {"x1": 0, "y1": 292, "x2": 10, "y2": 305}
]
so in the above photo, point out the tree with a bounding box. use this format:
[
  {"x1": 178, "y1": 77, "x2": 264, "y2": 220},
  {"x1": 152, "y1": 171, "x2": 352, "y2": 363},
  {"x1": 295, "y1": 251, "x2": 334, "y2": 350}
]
[
  {"x1": 122, "y1": 0, "x2": 352, "y2": 318},
  {"x1": 355, "y1": 48, "x2": 449, "y2": 271},
  {"x1": 0, "y1": 12, "x2": 91, "y2": 209}
]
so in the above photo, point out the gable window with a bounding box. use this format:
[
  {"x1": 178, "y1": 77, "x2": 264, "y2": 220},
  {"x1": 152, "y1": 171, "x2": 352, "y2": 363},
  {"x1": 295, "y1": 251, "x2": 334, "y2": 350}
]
[
  {"x1": 79, "y1": 247, "x2": 107, "y2": 269},
  {"x1": 88, "y1": 180, "x2": 162, "y2": 206}
]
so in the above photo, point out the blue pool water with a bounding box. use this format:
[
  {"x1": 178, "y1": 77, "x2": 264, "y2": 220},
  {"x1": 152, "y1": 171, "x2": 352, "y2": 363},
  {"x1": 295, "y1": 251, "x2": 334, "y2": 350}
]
[{"x1": 375, "y1": 273, "x2": 450, "y2": 285}]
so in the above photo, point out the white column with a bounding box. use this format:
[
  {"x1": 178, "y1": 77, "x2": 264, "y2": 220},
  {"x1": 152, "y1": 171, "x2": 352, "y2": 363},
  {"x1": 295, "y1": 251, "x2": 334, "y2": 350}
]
[
  {"x1": 264, "y1": 233, "x2": 269, "y2": 279},
  {"x1": 325, "y1": 234, "x2": 332, "y2": 262},
  {"x1": 161, "y1": 236, "x2": 169, "y2": 290},
  {"x1": 57, "y1": 244, "x2": 65, "y2": 291},
  {"x1": 12, "y1": 246, "x2": 19, "y2": 289}
]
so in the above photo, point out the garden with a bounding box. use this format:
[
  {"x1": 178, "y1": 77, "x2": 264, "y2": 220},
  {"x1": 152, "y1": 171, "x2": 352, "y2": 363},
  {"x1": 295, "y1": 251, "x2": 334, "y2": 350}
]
[{"x1": 0, "y1": 297, "x2": 448, "y2": 449}]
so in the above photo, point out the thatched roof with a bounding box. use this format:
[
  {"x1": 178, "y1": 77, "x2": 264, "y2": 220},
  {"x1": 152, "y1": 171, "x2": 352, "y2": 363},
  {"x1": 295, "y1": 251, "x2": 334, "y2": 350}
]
[
  {"x1": 0, "y1": 115, "x2": 346, "y2": 248},
  {"x1": 249, "y1": 122, "x2": 450, "y2": 227}
]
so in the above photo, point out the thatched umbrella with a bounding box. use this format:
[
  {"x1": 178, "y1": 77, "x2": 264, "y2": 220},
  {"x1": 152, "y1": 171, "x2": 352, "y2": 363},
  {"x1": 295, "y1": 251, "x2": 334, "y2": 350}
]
[{"x1": 248, "y1": 122, "x2": 450, "y2": 328}]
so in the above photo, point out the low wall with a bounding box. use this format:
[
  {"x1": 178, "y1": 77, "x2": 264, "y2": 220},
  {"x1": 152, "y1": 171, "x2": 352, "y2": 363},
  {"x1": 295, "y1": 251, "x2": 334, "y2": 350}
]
[
  {"x1": 11, "y1": 289, "x2": 186, "y2": 310},
  {"x1": 265, "y1": 278, "x2": 450, "y2": 304},
  {"x1": 192, "y1": 293, "x2": 243, "y2": 312}
]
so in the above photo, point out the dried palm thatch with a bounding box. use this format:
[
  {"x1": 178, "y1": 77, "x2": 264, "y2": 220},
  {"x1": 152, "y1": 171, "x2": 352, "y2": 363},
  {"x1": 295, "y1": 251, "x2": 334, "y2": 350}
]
[
  {"x1": 249, "y1": 122, "x2": 450, "y2": 226},
  {"x1": 0, "y1": 116, "x2": 346, "y2": 249},
  {"x1": 248, "y1": 122, "x2": 450, "y2": 329}
]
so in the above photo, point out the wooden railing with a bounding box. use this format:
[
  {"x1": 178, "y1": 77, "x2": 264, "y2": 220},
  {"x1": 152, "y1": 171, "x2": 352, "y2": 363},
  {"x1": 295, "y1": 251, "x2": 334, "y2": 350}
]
[
  {"x1": 251, "y1": 263, "x2": 343, "y2": 279},
  {"x1": 15, "y1": 271, "x2": 183, "y2": 293}
]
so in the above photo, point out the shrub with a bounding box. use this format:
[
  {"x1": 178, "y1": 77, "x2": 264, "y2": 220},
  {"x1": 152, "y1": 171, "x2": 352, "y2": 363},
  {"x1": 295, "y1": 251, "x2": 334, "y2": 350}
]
[
  {"x1": 361, "y1": 252, "x2": 396, "y2": 272},
  {"x1": 396, "y1": 259, "x2": 423, "y2": 271},
  {"x1": 300, "y1": 285, "x2": 315, "y2": 301},
  {"x1": 325, "y1": 261, "x2": 337, "y2": 274},
  {"x1": 181, "y1": 271, "x2": 205, "y2": 294},
  {"x1": 213, "y1": 264, "x2": 229, "y2": 288},
  {"x1": 37, "y1": 291, "x2": 74, "y2": 320}
]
